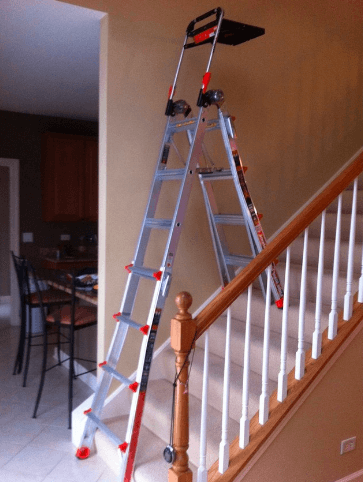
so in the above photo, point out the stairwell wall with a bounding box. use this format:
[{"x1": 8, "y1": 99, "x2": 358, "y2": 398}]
[{"x1": 60, "y1": 0, "x2": 363, "y2": 382}]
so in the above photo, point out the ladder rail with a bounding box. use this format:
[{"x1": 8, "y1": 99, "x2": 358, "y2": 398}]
[{"x1": 75, "y1": 9, "x2": 274, "y2": 482}]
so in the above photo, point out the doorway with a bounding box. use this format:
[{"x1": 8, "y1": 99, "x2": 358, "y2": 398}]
[{"x1": 0, "y1": 158, "x2": 20, "y2": 325}]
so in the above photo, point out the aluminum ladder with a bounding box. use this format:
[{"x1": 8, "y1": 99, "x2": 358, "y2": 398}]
[{"x1": 76, "y1": 8, "x2": 281, "y2": 481}]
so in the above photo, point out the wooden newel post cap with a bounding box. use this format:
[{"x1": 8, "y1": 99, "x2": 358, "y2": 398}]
[
  {"x1": 171, "y1": 292, "x2": 196, "y2": 353},
  {"x1": 175, "y1": 292, "x2": 193, "y2": 318}
]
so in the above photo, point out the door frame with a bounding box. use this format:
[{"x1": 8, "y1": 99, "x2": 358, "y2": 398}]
[{"x1": 0, "y1": 158, "x2": 20, "y2": 325}]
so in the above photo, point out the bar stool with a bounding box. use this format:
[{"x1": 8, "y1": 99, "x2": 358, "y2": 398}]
[
  {"x1": 28, "y1": 261, "x2": 97, "y2": 429},
  {"x1": 11, "y1": 252, "x2": 73, "y2": 387}
]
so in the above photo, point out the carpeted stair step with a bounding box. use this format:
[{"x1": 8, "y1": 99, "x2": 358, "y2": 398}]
[
  {"x1": 94, "y1": 413, "x2": 198, "y2": 481},
  {"x1": 142, "y1": 378, "x2": 239, "y2": 469},
  {"x1": 158, "y1": 345, "x2": 276, "y2": 423}
]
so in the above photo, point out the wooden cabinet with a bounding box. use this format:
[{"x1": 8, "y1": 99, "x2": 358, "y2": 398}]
[{"x1": 41, "y1": 132, "x2": 98, "y2": 222}]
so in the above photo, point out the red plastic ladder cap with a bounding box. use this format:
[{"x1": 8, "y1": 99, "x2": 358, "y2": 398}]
[{"x1": 76, "y1": 446, "x2": 90, "y2": 459}]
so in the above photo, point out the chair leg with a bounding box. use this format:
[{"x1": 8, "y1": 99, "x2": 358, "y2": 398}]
[
  {"x1": 32, "y1": 324, "x2": 48, "y2": 420},
  {"x1": 68, "y1": 325, "x2": 75, "y2": 430},
  {"x1": 22, "y1": 305, "x2": 33, "y2": 387},
  {"x1": 13, "y1": 302, "x2": 26, "y2": 375}
]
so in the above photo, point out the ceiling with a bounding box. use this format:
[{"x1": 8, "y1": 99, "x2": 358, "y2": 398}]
[{"x1": 0, "y1": 0, "x2": 104, "y2": 122}]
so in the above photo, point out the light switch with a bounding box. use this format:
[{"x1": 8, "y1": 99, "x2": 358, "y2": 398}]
[{"x1": 22, "y1": 232, "x2": 33, "y2": 243}]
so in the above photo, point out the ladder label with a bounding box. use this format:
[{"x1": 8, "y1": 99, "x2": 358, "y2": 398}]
[
  {"x1": 124, "y1": 308, "x2": 162, "y2": 481},
  {"x1": 231, "y1": 146, "x2": 284, "y2": 300},
  {"x1": 124, "y1": 391, "x2": 146, "y2": 482},
  {"x1": 140, "y1": 308, "x2": 162, "y2": 392}
]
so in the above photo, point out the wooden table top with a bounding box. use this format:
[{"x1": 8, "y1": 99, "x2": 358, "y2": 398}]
[{"x1": 46, "y1": 279, "x2": 98, "y2": 306}]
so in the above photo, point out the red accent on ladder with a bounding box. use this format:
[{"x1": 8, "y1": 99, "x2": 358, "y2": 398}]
[
  {"x1": 139, "y1": 325, "x2": 149, "y2": 336},
  {"x1": 243, "y1": 166, "x2": 248, "y2": 173},
  {"x1": 119, "y1": 442, "x2": 129, "y2": 453},
  {"x1": 153, "y1": 270, "x2": 162, "y2": 281},
  {"x1": 113, "y1": 312, "x2": 121, "y2": 320},
  {"x1": 124, "y1": 391, "x2": 146, "y2": 482},
  {"x1": 202, "y1": 72, "x2": 211, "y2": 93},
  {"x1": 194, "y1": 26, "x2": 217, "y2": 44},
  {"x1": 258, "y1": 213, "x2": 263, "y2": 220},
  {"x1": 129, "y1": 382, "x2": 139, "y2": 393},
  {"x1": 275, "y1": 298, "x2": 284, "y2": 309},
  {"x1": 76, "y1": 446, "x2": 90, "y2": 459},
  {"x1": 84, "y1": 408, "x2": 92, "y2": 415},
  {"x1": 168, "y1": 85, "x2": 173, "y2": 99},
  {"x1": 125, "y1": 264, "x2": 133, "y2": 273},
  {"x1": 99, "y1": 361, "x2": 107, "y2": 368}
]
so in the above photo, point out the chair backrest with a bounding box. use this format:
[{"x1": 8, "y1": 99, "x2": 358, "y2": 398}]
[{"x1": 11, "y1": 251, "x2": 29, "y2": 300}]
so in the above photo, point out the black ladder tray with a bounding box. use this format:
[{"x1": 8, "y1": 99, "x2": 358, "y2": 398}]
[{"x1": 187, "y1": 18, "x2": 264, "y2": 48}]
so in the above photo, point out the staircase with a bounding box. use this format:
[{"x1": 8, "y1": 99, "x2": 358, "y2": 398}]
[{"x1": 74, "y1": 154, "x2": 363, "y2": 481}]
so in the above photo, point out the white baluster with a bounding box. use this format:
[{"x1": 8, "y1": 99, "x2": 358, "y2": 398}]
[
  {"x1": 344, "y1": 178, "x2": 358, "y2": 320},
  {"x1": 328, "y1": 194, "x2": 342, "y2": 339},
  {"x1": 312, "y1": 210, "x2": 325, "y2": 359},
  {"x1": 219, "y1": 308, "x2": 231, "y2": 473},
  {"x1": 197, "y1": 331, "x2": 209, "y2": 482},
  {"x1": 359, "y1": 241, "x2": 363, "y2": 303},
  {"x1": 259, "y1": 265, "x2": 272, "y2": 425},
  {"x1": 295, "y1": 228, "x2": 309, "y2": 380},
  {"x1": 278, "y1": 247, "x2": 290, "y2": 402},
  {"x1": 240, "y1": 284, "x2": 252, "y2": 448}
]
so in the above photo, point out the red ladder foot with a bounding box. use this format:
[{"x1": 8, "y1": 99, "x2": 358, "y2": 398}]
[{"x1": 76, "y1": 446, "x2": 90, "y2": 459}]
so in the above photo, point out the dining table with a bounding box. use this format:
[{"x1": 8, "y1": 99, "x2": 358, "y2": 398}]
[{"x1": 40, "y1": 255, "x2": 98, "y2": 306}]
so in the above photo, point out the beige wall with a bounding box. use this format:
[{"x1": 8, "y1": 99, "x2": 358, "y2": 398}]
[
  {"x1": 242, "y1": 327, "x2": 363, "y2": 482},
  {"x1": 61, "y1": 0, "x2": 363, "y2": 376}
]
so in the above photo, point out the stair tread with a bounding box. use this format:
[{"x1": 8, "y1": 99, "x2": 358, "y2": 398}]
[
  {"x1": 95, "y1": 413, "x2": 198, "y2": 482},
  {"x1": 143, "y1": 378, "x2": 239, "y2": 468}
]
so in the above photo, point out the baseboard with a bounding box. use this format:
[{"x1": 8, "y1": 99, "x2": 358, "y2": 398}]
[
  {"x1": 268, "y1": 146, "x2": 363, "y2": 242},
  {"x1": 335, "y1": 469, "x2": 363, "y2": 482}
]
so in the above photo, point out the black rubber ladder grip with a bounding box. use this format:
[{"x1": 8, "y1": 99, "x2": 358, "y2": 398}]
[{"x1": 186, "y1": 7, "x2": 223, "y2": 36}]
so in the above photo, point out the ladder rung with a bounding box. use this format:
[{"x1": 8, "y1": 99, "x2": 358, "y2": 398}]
[
  {"x1": 128, "y1": 265, "x2": 162, "y2": 281},
  {"x1": 214, "y1": 214, "x2": 245, "y2": 225},
  {"x1": 101, "y1": 363, "x2": 136, "y2": 388},
  {"x1": 113, "y1": 313, "x2": 149, "y2": 334},
  {"x1": 169, "y1": 117, "x2": 221, "y2": 134},
  {"x1": 145, "y1": 218, "x2": 172, "y2": 230},
  {"x1": 156, "y1": 168, "x2": 186, "y2": 181},
  {"x1": 198, "y1": 168, "x2": 233, "y2": 180},
  {"x1": 86, "y1": 411, "x2": 123, "y2": 447},
  {"x1": 225, "y1": 254, "x2": 252, "y2": 267}
]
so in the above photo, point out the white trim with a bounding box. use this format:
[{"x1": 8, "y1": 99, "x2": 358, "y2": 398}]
[
  {"x1": 0, "y1": 158, "x2": 20, "y2": 326},
  {"x1": 268, "y1": 147, "x2": 363, "y2": 242},
  {"x1": 334, "y1": 469, "x2": 363, "y2": 482}
]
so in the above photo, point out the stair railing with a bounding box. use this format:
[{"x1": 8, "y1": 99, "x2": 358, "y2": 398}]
[{"x1": 169, "y1": 152, "x2": 363, "y2": 482}]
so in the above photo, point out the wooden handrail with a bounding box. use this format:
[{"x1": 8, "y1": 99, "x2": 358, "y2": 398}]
[{"x1": 195, "y1": 151, "x2": 363, "y2": 339}]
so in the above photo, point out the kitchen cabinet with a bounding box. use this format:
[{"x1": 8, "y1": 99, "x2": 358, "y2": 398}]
[{"x1": 41, "y1": 132, "x2": 98, "y2": 222}]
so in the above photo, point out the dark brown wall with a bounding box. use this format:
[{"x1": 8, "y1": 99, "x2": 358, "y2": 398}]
[{"x1": 0, "y1": 110, "x2": 98, "y2": 265}]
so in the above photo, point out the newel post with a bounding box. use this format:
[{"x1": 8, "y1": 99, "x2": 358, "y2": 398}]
[{"x1": 168, "y1": 292, "x2": 196, "y2": 482}]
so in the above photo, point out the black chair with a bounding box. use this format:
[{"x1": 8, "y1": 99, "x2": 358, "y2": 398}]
[
  {"x1": 11, "y1": 252, "x2": 73, "y2": 386},
  {"x1": 28, "y1": 261, "x2": 97, "y2": 429}
]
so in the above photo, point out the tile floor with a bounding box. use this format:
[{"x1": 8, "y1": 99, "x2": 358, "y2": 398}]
[{"x1": 0, "y1": 303, "x2": 117, "y2": 482}]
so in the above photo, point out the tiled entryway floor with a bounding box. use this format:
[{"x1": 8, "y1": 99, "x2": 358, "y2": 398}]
[{"x1": 0, "y1": 304, "x2": 116, "y2": 481}]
